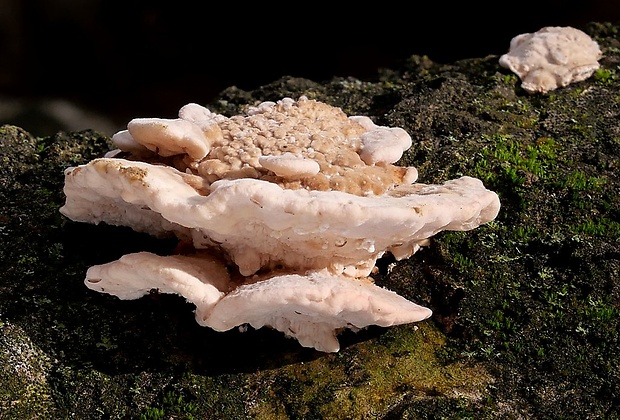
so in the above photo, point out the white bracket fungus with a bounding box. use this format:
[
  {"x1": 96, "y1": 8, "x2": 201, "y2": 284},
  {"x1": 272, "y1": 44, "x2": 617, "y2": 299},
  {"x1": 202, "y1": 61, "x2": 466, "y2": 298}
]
[
  {"x1": 499, "y1": 26, "x2": 602, "y2": 94},
  {"x1": 86, "y1": 253, "x2": 432, "y2": 353},
  {"x1": 85, "y1": 252, "x2": 232, "y2": 323},
  {"x1": 61, "y1": 96, "x2": 501, "y2": 352},
  {"x1": 125, "y1": 117, "x2": 213, "y2": 160}
]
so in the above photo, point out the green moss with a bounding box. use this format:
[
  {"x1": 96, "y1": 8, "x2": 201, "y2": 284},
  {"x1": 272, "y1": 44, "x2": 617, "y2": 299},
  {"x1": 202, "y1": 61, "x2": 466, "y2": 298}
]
[
  {"x1": 583, "y1": 296, "x2": 618, "y2": 323},
  {"x1": 563, "y1": 169, "x2": 604, "y2": 190},
  {"x1": 502, "y1": 74, "x2": 518, "y2": 85},
  {"x1": 140, "y1": 390, "x2": 198, "y2": 420},
  {"x1": 472, "y1": 134, "x2": 558, "y2": 189},
  {"x1": 593, "y1": 67, "x2": 616, "y2": 84},
  {"x1": 570, "y1": 217, "x2": 620, "y2": 237}
]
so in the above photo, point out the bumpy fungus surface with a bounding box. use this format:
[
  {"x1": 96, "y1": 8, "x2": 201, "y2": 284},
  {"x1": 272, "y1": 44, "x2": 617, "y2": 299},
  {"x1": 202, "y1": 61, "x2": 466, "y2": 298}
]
[
  {"x1": 499, "y1": 26, "x2": 602, "y2": 94},
  {"x1": 60, "y1": 96, "x2": 500, "y2": 352}
]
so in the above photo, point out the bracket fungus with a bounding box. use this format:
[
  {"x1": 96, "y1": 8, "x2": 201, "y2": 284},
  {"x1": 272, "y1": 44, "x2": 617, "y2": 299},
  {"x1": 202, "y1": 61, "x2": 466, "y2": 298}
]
[
  {"x1": 61, "y1": 96, "x2": 500, "y2": 352},
  {"x1": 499, "y1": 26, "x2": 602, "y2": 94}
]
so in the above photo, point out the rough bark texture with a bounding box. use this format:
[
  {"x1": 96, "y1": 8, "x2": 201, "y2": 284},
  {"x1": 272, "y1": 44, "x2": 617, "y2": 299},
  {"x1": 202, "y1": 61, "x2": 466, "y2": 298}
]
[{"x1": 1, "y1": 22, "x2": 619, "y2": 419}]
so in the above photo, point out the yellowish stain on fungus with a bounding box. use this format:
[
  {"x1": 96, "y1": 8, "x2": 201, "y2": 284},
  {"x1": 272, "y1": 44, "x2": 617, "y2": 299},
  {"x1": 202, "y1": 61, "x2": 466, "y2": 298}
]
[{"x1": 118, "y1": 166, "x2": 148, "y2": 182}]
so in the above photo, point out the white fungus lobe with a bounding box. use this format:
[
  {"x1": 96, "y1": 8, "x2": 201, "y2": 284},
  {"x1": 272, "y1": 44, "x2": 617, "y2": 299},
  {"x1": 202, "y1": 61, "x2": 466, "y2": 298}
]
[
  {"x1": 126, "y1": 117, "x2": 211, "y2": 159},
  {"x1": 499, "y1": 26, "x2": 602, "y2": 94},
  {"x1": 258, "y1": 153, "x2": 321, "y2": 178}
]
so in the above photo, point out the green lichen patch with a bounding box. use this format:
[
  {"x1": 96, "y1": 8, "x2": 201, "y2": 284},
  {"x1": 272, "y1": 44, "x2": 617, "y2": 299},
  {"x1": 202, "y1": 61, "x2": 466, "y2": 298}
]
[
  {"x1": 0, "y1": 322, "x2": 55, "y2": 418},
  {"x1": 246, "y1": 323, "x2": 493, "y2": 419}
]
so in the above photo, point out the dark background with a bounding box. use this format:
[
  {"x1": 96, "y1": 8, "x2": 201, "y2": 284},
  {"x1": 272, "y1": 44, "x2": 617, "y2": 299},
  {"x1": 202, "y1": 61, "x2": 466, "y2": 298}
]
[{"x1": 1, "y1": 1, "x2": 619, "y2": 136}]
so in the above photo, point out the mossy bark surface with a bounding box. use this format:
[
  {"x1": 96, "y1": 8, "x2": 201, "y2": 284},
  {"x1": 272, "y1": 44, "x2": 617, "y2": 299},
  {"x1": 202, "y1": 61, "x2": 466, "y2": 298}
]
[{"x1": 1, "y1": 22, "x2": 619, "y2": 419}]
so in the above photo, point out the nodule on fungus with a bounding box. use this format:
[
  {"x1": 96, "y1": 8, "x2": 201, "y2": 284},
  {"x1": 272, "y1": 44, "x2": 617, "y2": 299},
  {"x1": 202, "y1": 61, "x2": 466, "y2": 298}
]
[{"x1": 60, "y1": 96, "x2": 500, "y2": 352}]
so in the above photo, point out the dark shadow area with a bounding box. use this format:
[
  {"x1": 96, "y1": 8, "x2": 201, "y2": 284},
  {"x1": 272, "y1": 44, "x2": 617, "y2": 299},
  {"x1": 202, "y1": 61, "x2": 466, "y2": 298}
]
[
  {"x1": 1, "y1": 1, "x2": 620, "y2": 136},
  {"x1": 36, "y1": 221, "x2": 386, "y2": 375}
]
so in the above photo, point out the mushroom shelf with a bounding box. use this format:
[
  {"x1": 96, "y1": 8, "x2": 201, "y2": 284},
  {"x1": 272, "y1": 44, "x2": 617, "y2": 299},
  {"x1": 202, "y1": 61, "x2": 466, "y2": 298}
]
[{"x1": 60, "y1": 96, "x2": 500, "y2": 352}]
